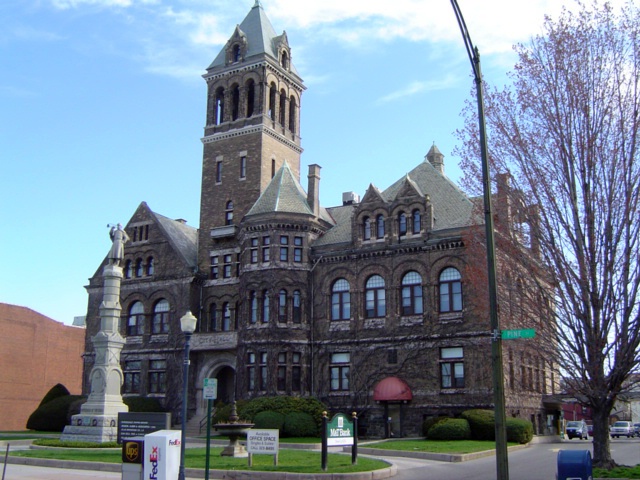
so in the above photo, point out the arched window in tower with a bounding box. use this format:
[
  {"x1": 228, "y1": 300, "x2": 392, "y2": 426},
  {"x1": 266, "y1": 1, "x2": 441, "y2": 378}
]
[
  {"x1": 278, "y1": 289, "x2": 287, "y2": 323},
  {"x1": 439, "y1": 267, "x2": 463, "y2": 313},
  {"x1": 225, "y1": 201, "x2": 233, "y2": 225},
  {"x1": 363, "y1": 217, "x2": 371, "y2": 240},
  {"x1": 271, "y1": 159, "x2": 276, "y2": 178},
  {"x1": 231, "y1": 84, "x2": 240, "y2": 121},
  {"x1": 331, "y1": 279, "x2": 351, "y2": 321},
  {"x1": 232, "y1": 44, "x2": 241, "y2": 63},
  {"x1": 288, "y1": 96, "x2": 296, "y2": 133},
  {"x1": 250, "y1": 291, "x2": 258, "y2": 324},
  {"x1": 376, "y1": 215, "x2": 385, "y2": 239},
  {"x1": 214, "y1": 87, "x2": 225, "y2": 125},
  {"x1": 127, "y1": 301, "x2": 144, "y2": 336},
  {"x1": 135, "y1": 258, "x2": 143, "y2": 278},
  {"x1": 209, "y1": 303, "x2": 217, "y2": 332},
  {"x1": 268, "y1": 83, "x2": 277, "y2": 120},
  {"x1": 398, "y1": 212, "x2": 407, "y2": 236},
  {"x1": 222, "y1": 302, "x2": 231, "y2": 331},
  {"x1": 262, "y1": 290, "x2": 270, "y2": 323},
  {"x1": 124, "y1": 260, "x2": 132, "y2": 279},
  {"x1": 246, "y1": 79, "x2": 255, "y2": 117},
  {"x1": 293, "y1": 290, "x2": 302, "y2": 323},
  {"x1": 152, "y1": 299, "x2": 170, "y2": 334},
  {"x1": 146, "y1": 257, "x2": 154, "y2": 276},
  {"x1": 281, "y1": 50, "x2": 289, "y2": 69},
  {"x1": 279, "y1": 89, "x2": 286, "y2": 126},
  {"x1": 365, "y1": 275, "x2": 386, "y2": 318},
  {"x1": 412, "y1": 209, "x2": 422, "y2": 234},
  {"x1": 401, "y1": 271, "x2": 423, "y2": 315}
]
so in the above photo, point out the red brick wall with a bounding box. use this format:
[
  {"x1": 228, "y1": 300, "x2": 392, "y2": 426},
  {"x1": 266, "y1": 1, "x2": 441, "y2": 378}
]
[{"x1": 0, "y1": 303, "x2": 85, "y2": 431}]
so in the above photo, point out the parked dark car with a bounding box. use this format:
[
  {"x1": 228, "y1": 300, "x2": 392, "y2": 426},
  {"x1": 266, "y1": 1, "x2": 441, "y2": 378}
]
[{"x1": 566, "y1": 420, "x2": 589, "y2": 440}]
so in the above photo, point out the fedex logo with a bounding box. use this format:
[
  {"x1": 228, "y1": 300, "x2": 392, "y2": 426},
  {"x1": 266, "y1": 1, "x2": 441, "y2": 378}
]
[{"x1": 148, "y1": 446, "x2": 158, "y2": 479}]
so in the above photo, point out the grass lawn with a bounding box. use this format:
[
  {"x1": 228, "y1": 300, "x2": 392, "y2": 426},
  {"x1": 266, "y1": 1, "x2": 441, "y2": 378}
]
[
  {"x1": 10, "y1": 447, "x2": 389, "y2": 474},
  {"x1": 362, "y1": 439, "x2": 517, "y2": 454},
  {"x1": 593, "y1": 465, "x2": 640, "y2": 479}
]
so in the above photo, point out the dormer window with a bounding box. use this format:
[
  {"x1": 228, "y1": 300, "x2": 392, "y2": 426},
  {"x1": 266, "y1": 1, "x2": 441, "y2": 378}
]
[
  {"x1": 398, "y1": 212, "x2": 407, "y2": 236},
  {"x1": 232, "y1": 44, "x2": 242, "y2": 63},
  {"x1": 281, "y1": 50, "x2": 289, "y2": 69}
]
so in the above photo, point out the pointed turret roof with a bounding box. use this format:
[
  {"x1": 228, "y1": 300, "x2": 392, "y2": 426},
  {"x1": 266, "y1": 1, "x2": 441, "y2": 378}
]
[
  {"x1": 207, "y1": 2, "x2": 299, "y2": 75},
  {"x1": 246, "y1": 162, "x2": 313, "y2": 216}
]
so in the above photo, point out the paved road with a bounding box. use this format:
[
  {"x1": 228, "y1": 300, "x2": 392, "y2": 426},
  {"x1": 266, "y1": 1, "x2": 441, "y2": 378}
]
[{"x1": 3, "y1": 438, "x2": 640, "y2": 479}]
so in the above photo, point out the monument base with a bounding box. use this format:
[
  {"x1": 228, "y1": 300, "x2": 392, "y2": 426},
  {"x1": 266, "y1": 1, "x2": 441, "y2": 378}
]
[{"x1": 61, "y1": 413, "x2": 122, "y2": 443}]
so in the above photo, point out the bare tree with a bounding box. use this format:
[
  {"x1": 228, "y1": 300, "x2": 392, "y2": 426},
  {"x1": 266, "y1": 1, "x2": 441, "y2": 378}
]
[{"x1": 456, "y1": 0, "x2": 640, "y2": 467}]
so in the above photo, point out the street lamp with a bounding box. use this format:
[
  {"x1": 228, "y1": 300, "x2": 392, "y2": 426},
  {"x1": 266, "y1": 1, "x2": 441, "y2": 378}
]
[{"x1": 178, "y1": 311, "x2": 197, "y2": 480}]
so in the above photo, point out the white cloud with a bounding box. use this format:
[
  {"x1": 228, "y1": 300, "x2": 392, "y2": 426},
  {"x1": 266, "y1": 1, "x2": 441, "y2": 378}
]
[
  {"x1": 51, "y1": 0, "x2": 134, "y2": 9},
  {"x1": 376, "y1": 74, "x2": 459, "y2": 104}
]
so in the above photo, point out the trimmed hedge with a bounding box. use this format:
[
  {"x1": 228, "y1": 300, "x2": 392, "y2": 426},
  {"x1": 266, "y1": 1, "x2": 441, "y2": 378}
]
[
  {"x1": 253, "y1": 411, "x2": 285, "y2": 430},
  {"x1": 26, "y1": 395, "x2": 86, "y2": 432},
  {"x1": 124, "y1": 396, "x2": 166, "y2": 412},
  {"x1": 422, "y1": 416, "x2": 450, "y2": 438},
  {"x1": 506, "y1": 418, "x2": 533, "y2": 444},
  {"x1": 461, "y1": 409, "x2": 495, "y2": 440},
  {"x1": 283, "y1": 411, "x2": 318, "y2": 437},
  {"x1": 427, "y1": 418, "x2": 471, "y2": 440},
  {"x1": 38, "y1": 384, "x2": 70, "y2": 407},
  {"x1": 238, "y1": 396, "x2": 326, "y2": 431}
]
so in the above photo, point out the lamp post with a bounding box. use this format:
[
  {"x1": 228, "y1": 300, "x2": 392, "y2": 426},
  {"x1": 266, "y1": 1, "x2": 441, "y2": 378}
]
[{"x1": 178, "y1": 311, "x2": 197, "y2": 480}]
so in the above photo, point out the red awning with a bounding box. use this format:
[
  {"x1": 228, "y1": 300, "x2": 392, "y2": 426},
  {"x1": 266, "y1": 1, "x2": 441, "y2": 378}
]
[{"x1": 373, "y1": 376, "x2": 413, "y2": 402}]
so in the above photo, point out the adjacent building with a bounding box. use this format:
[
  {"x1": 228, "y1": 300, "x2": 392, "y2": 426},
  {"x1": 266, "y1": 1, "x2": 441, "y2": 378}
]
[{"x1": 81, "y1": 1, "x2": 560, "y2": 437}]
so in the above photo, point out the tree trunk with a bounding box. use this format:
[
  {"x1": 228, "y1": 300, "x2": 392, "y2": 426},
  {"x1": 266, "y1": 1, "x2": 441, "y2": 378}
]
[{"x1": 591, "y1": 407, "x2": 615, "y2": 469}]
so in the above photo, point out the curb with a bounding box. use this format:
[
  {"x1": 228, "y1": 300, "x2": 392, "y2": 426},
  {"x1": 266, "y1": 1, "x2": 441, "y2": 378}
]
[{"x1": 354, "y1": 444, "x2": 529, "y2": 462}]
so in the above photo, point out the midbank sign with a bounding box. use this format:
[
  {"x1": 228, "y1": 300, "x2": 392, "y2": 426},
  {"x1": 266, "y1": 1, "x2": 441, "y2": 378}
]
[{"x1": 327, "y1": 413, "x2": 354, "y2": 446}]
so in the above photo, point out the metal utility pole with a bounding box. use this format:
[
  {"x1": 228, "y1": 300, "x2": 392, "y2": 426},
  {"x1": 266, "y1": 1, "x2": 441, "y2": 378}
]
[{"x1": 449, "y1": 2, "x2": 509, "y2": 479}]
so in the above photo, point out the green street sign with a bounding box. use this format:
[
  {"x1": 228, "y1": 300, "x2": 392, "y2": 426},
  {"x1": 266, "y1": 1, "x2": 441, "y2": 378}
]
[{"x1": 501, "y1": 328, "x2": 536, "y2": 340}]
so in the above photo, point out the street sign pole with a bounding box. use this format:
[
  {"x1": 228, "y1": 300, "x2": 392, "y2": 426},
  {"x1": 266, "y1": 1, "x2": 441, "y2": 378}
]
[{"x1": 203, "y1": 378, "x2": 217, "y2": 480}]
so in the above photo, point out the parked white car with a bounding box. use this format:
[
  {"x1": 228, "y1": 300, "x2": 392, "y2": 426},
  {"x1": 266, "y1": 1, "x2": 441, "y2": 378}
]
[{"x1": 611, "y1": 421, "x2": 634, "y2": 438}]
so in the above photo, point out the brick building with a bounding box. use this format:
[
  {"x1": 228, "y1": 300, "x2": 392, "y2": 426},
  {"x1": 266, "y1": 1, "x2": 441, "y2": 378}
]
[
  {"x1": 0, "y1": 303, "x2": 85, "y2": 430},
  {"x1": 81, "y1": 2, "x2": 560, "y2": 437}
]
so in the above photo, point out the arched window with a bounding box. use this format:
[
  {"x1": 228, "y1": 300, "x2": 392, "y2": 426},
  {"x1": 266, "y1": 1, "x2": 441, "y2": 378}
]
[
  {"x1": 135, "y1": 258, "x2": 143, "y2": 278},
  {"x1": 289, "y1": 96, "x2": 296, "y2": 133},
  {"x1": 376, "y1": 215, "x2": 385, "y2": 239},
  {"x1": 439, "y1": 267, "x2": 462, "y2": 312},
  {"x1": 146, "y1": 257, "x2": 154, "y2": 276},
  {"x1": 363, "y1": 217, "x2": 371, "y2": 240},
  {"x1": 293, "y1": 290, "x2": 302, "y2": 323},
  {"x1": 225, "y1": 201, "x2": 233, "y2": 225},
  {"x1": 222, "y1": 303, "x2": 231, "y2": 331},
  {"x1": 250, "y1": 292, "x2": 258, "y2": 324},
  {"x1": 278, "y1": 289, "x2": 288, "y2": 323},
  {"x1": 268, "y1": 83, "x2": 277, "y2": 120},
  {"x1": 152, "y1": 299, "x2": 170, "y2": 334},
  {"x1": 398, "y1": 212, "x2": 407, "y2": 236},
  {"x1": 279, "y1": 89, "x2": 286, "y2": 126},
  {"x1": 246, "y1": 79, "x2": 255, "y2": 117},
  {"x1": 281, "y1": 50, "x2": 289, "y2": 69},
  {"x1": 401, "y1": 271, "x2": 423, "y2": 315},
  {"x1": 232, "y1": 44, "x2": 241, "y2": 62},
  {"x1": 127, "y1": 301, "x2": 144, "y2": 336},
  {"x1": 271, "y1": 159, "x2": 276, "y2": 178},
  {"x1": 365, "y1": 275, "x2": 386, "y2": 318},
  {"x1": 412, "y1": 210, "x2": 421, "y2": 234},
  {"x1": 331, "y1": 279, "x2": 351, "y2": 321},
  {"x1": 124, "y1": 260, "x2": 132, "y2": 279},
  {"x1": 262, "y1": 290, "x2": 270, "y2": 323},
  {"x1": 214, "y1": 87, "x2": 224, "y2": 125},
  {"x1": 209, "y1": 303, "x2": 217, "y2": 332},
  {"x1": 231, "y1": 85, "x2": 240, "y2": 121}
]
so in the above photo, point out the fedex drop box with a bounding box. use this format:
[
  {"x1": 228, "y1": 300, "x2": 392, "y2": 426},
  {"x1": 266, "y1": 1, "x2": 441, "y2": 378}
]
[{"x1": 143, "y1": 430, "x2": 181, "y2": 480}]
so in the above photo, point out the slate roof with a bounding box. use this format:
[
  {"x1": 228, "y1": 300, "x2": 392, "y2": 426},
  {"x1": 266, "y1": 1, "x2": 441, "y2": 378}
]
[
  {"x1": 207, "y1": 1, "x2": 300, "y2": 76},
  {"x1": 151, "y1": 210, "x2": 198, "y2": 269}
]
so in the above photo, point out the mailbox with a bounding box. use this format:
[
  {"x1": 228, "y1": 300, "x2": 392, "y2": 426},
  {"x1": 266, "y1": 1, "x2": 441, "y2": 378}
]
[{"x1": 557, "y1": 449, "x2": 593, "y2": 480}]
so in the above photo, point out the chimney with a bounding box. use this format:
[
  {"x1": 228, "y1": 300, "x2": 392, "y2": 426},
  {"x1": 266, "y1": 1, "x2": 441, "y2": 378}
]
[
  {"x1": 307, "y1": 164, "x2": 321, "y2": 217},
  {"x1": 342, "y1": 192, "x2": 360, "y2": 205}
]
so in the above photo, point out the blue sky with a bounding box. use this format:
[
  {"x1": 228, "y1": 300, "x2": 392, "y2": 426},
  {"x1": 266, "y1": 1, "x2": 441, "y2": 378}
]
[{"x1": 0, "y1": 0, "x2": 598, "y2": 324}]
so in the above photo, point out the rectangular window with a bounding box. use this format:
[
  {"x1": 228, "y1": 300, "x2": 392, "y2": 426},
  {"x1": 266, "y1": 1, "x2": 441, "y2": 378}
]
[
  {"x1": 127, "y1": 315, "x2": 144, "y2": 336},
  {"x1": 123, "y1": 361, "x2": 141, "y2": 394},
  {"x1": 440, "y1": 347, "x2": 464, "y2": 389},
  {"x1": 210, "y1": 256, "x2": 219, "y2": 279},
  {"x1": 247, "y1": 352, "x2": 256, "y2": 391},
  {"x1": 292, "y1": 352, "x2": 301, "y2": 392},
  {"x1": 259, "y1": 352, "x2": 268, "y2": 391},
  {"x1": 223, "y1": 254, "x2": 232, "y2": 278},
  {"x1": 388, "y1": 349, "x2": 398, "y2": 364},
  {"x1": 262, "y1": 236, "x2": 270, "y2": 262},
  {"x1": 216, "y1": 161, "x2": 222, "y2": 183},
  {"x1": 148, "y1": 360, "x2": 167, "y2": 394},
  {"x1": 240, "y1": 156, "x2": 247, "y2": 179},
  {"x1": 279, "y1": 235, "x2": 289, "y2": 262},
  {"x1": 250, "y1": 238, "x2": 258, "y2": 264},
  {"x1": 330, "y1": 352, "x2": 350, "y2": 391},
  {"x1": 293, "y1": 236, "x2": 303, "y2": 262},
  {"x1": 277, "y1": 352, "x2": 287, "y2": 391}
]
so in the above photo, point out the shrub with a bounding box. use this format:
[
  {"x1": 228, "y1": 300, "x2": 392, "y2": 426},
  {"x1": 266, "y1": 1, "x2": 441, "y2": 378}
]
[
  {"x1": 461, "y1": 409, "x2": 495, "y2": 440},
  {"x1": 253, "y1": 411, "x2": 285, "y2": 430},
  {"x1": 124, "y1": 396, "x2": 166, "y2": 412},
  {"x1": 422, "y1": 416, "x2": 449, "y2": 438},
  {"x1": 212, "y1": 400, "x2": 248, "y2": 424},
  {"x1": 427, "y1": 418, "x2": 471, "y2": 440},
  {"x1": 506, "y1": 418, "x2": 533, "y2": 444},
  {"x1": 238, "y1": 396, "x2": 326, "y2": 431},
  {"x1": 26, "y1": 395, "x2": 85, "y2": 432},
  {"x1": 38, "y1": 384, "x2": 70, "y2": 407},
  {"x1": 283, "y1": 411, "x2": 318, "y2": 438}
]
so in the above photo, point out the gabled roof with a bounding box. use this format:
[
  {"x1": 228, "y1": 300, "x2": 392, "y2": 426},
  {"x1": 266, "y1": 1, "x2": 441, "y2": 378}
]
[
  {"x1": 207, "y1": 2, "x2": 299, "y2": 75},
  {"x1": 151, "y1": 210, "x2": 198, "y2": 269}
]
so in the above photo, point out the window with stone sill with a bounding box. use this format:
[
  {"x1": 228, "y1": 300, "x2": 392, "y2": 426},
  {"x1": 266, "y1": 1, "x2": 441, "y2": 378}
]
[
  {"x1": 151, "y1": 299, "x2": 170, "y2": 334},
  {"x1": 123, "y1": 361, "x2": 141, "y2": 394},
  {"x1": 127, "y1": 301, "x2": 144, "y2": 336},
  {"x1": 330, "y1": 352, "x2": 350, "y2": 391},
  {"x1": 148, "y1": 360, "x2": 167, "y2": 394},
  {"x1": 440, "y1": 347, "x2": 464, "y2": 389}
]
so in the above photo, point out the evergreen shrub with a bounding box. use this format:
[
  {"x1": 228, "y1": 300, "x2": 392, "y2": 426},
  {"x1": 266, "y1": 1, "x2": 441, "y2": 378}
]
[
  {"x1": 238, "y1": 396, "x2": 326, "y2": 431},
  {"x1": 427, "y1": 418, "x2": 471, "y2": 440},
  {"x1": 26, "y1": 395, "x2": 85, "y2": 432},
  {"x1": 422, "y1": 416, "x2": 450, "y2": 438},
  {"x1": 461, "y1": 409, "x2": 495, "y2": 440},
  {"x1": 283, "y1": 411, "x2": 318, "y2": 437},
  {"x1": 506, "y1": 418, "x2": 534, "y2": 444},
  {"x1": 124, "y1": 396, "x2": 166, "y2": 412},
  {"x1": 38, "y1": 384, "x2": 70, "y2": 407},
  {"x1": 253, "y1": 410, "x2": 285, "y2": 430}
]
